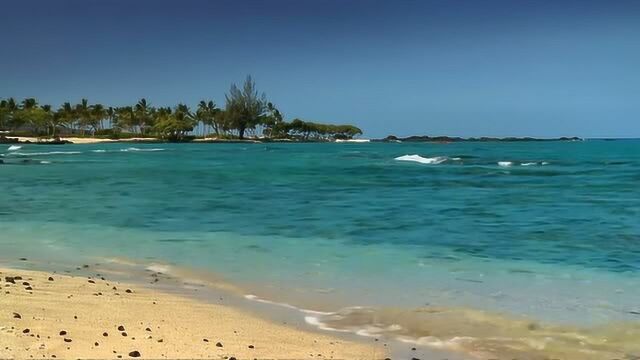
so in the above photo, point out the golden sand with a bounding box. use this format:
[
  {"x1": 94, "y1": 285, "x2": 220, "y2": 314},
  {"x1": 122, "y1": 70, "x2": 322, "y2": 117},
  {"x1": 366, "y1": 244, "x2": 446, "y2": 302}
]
[{"x1": 0, "y1": 267, "x2": 385, "y2": 359}]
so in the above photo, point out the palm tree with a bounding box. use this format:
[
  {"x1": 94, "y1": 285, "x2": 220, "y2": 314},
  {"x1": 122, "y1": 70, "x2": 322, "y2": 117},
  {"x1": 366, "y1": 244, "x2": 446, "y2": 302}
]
[
  {"x1": 75, "y1": 99, "x2": 92, "y2": 135},
  {"x1": 195, "y1": 100, "x2": 220, "y2": 138},
  {"x1": 90, "y1": 104, "x2": 106, "y2": 134},
  {"x1": 134, "y1": 98, "x2": 153, "y2": 135}
]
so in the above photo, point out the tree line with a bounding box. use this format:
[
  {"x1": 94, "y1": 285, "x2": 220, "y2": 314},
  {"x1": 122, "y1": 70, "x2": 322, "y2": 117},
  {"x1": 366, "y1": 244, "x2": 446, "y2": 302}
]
[{"x1": 0, "y1": 76, "x2": 362, "y2": 141}]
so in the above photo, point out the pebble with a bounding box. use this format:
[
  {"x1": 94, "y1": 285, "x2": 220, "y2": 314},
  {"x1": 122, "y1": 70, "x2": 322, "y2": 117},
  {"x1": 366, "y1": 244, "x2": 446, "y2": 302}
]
[
  {"x1": 129, "y1": 351, "x2": 141, "y2": 358},
  {"x1": 63, "y1": 338, "x2": 72, "y2": 343},
  {"x1": 103, "y1": 332, "x2": 109, "y2": 337},
  {"x1": 125, "y1": 289, "x2": 133, "y2": 293},
  {"x1": 23, "y1": 329, "x2": 30, "y2": 334},
  {"x1": 118, "y1": 325, "x2": 126, "y2": 331},
  {"x1": 59, "y1": 331, "x2": 67, "y2": 336},
  {"x1": 13, "y1": 312, "x2": 21, "y2": 319},
  {"x1": 216, "y1": 342, "x2": 223, "y2": 347},
  {"x1": 48, "y1": 277, "x2": 54, "y2": 281}
]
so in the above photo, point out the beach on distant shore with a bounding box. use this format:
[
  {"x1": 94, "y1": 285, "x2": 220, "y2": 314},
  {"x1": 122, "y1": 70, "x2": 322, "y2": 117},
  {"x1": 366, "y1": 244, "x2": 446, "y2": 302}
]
[{"x1": 0, "y1": 266, "x2": 384, "y2": 359}]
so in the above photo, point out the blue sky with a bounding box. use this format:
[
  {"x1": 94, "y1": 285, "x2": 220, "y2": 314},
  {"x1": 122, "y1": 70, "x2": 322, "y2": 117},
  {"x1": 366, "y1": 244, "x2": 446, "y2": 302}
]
[{"x1": 1, "y1": 0, "x2": 639, "y2": 138}]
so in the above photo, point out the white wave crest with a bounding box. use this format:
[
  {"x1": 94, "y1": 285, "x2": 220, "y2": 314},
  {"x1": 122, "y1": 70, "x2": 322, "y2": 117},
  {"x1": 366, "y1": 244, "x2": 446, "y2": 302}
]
[
  {"x1": 521, "y1": 162, "x2": 537, "y2": 166},
  {"x1": 91, "y1": 149, "x2": 107, "y2": 153},
  {"x1": 9, "y1": 151, "x2": 82, "y2": 156},
  {"x1": 395, "y1": 154, "x2": 448, "y2": 165},
  {"x1": 498, "y1": 161, "x2": 513, "y2": 167},
  {"x1": 8, "y1": 145, "x2": 22, "y2": 151},
  {"x1": 121, "y1": 147, "x2": 165, "y2": 152},
  {"x1": 40, "y1": 161, "x2": 51, "y2": 164}
]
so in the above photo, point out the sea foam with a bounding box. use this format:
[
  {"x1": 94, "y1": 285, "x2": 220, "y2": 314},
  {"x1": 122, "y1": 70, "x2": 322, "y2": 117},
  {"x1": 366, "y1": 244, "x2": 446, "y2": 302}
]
[
  {"x1": 498, "y1": 161, "x2": 513, "y2": 167},
  {"x1": 395, "y1": 154, "x2": 448, "y2": 164},
  {"x1": 121, "y1": 147, "x2": 165, "y2": 152},
  {"x1": 7, "y1": 145, "x2": 22, "y2": 151},
  {"x1": 8, "y1": 151, "x2": 82, "y2": 156}
]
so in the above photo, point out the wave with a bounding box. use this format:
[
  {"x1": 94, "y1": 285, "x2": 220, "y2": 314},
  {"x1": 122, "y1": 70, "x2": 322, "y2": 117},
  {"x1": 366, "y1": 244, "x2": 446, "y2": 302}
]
[
  {"x1": 7, "y1": 151, "x2": 82, "y2": 156},
  {"x1": 120, "y1": 147, "x2": 166, "y2": 152},
  {"x1": 7, "y1": 145, "x2": 22, "y2": 151},
  {"x1": 298, "y1": 305, "x2": 640, "y2": 359},
  {"x1": 497, "y1": 161, "x2": 513, "y2": 167},
  {"x1": 40, "y1": 161, "x2": 51, "y2": 164},
  {"x1": 395, "y1": 154, "x2": 448, "y2": 164},
  {"x1": 91, "y1": 149, "x2": 107, "y2": 153}
]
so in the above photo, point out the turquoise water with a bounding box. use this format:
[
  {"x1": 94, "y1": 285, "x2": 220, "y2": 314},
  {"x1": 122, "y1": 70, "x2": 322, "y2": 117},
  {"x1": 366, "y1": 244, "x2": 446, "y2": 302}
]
[{"x1": 2, "y1": 141, "x2": 640, "y2": 357}]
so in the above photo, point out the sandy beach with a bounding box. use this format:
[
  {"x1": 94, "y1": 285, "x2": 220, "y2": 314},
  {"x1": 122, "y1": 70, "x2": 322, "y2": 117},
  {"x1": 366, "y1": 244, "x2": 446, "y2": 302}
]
[
  {"x1": 11, "y1": 137, "x2": 160, "y2": 144},
  {"x1": 0, "y1": 266, "x2": 384, "y2": 359}
]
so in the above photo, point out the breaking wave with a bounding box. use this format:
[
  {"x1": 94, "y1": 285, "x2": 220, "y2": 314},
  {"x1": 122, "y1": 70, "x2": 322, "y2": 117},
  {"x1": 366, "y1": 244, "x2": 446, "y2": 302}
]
[
  {"x1": 395, "y1": 154, "x2": 449, "y2": 164},
  {"x1": 120, "y1": 147, "x2": 166, "y2": 152},
  {"x1": 7, "y1": 151, "x2": 82, "y2": 156},
  {"x1": 7, "y1": 145, "x2": 22, "y2": 151}
]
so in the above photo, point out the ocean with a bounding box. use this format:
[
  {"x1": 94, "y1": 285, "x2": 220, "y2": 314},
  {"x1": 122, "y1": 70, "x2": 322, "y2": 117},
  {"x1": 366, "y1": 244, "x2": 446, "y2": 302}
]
[{"x1": 1, "y1": 140, "x2": 639, "y2": 359}]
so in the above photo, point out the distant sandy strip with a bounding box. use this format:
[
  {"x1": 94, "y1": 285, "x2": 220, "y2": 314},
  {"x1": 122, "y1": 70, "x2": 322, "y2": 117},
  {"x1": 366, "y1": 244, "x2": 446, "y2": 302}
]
[
  {"x1": 0, "y1": 267, "x2": 384, "y2": 359},
  {"x1": 13, "y1": 137, "x2": 160, "y2": 144}
]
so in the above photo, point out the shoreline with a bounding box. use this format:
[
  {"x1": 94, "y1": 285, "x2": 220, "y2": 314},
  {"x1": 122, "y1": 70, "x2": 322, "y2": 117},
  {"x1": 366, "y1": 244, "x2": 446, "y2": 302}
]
[
  {"x1": 0, "y1": 264, "x2": 387, "y2": 359},
  {"x1": 0, "y1": 135, "x2": 594, "y2": 146},
  {"x1": 5, "y1": 253, "x2": 640, "y2": 360}
]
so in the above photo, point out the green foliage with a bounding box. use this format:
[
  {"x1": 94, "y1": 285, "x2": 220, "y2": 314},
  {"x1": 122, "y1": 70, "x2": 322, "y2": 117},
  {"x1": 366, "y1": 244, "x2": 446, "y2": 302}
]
[
  {"x1": 0, "y1": 76, "x2": 363, "y2": 141},
  {"x1": 152, "y1": 104, "x2": 196, "y2": 141},
  {"x1": 223, "y1": 75, "x2": 267, "y2": 139}
]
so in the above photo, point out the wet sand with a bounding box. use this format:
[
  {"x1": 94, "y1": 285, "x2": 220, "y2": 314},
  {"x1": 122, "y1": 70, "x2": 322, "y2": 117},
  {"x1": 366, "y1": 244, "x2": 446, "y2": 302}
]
[{"x1": 0, "y1": 267, "x2": 385, "y2": 359}]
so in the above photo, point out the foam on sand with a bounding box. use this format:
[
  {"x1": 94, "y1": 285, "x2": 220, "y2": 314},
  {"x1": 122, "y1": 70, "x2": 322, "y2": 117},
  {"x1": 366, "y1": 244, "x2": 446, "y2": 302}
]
[{"x1": 395, "y1": 154, "x2": 448, "y2": 164}]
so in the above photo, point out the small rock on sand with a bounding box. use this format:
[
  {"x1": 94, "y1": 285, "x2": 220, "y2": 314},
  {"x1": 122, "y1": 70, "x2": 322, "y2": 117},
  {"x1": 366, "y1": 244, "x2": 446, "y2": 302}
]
[{"x1": 129, "y1": 351, "x2": 141, "y2": 357}]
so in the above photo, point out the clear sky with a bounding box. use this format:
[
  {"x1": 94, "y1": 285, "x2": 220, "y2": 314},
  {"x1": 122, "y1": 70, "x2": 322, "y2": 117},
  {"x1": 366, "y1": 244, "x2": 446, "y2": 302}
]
[{"x1": 1, "y1": 0, "x2": 638, "y2": 138}]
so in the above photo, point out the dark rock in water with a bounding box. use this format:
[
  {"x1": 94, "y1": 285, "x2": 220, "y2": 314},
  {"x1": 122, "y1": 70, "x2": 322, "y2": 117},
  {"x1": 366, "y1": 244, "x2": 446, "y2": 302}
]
[
  {"x1": 19, "y1": 258, "x2": 27, "y2": 261},
  {"x1": 22, "y1": 282, "x2": 30, "y2": 286},
  {"x1": 14, "y1": 276, "x2": 22, "y2": 280},
  {"x1": 5, "y1": 277, "x2": 16, "y2": 284},
  {"x1": 125, "y1": 289, "x2": 133, "y2": 293},
  {"x1": 118, "y1": 325, "x2": 125, "y2": 331},
  {"x1": 48, "y1": 277, "x2": 54, "y2": 281},
  {"x1": 88, "y1": 280, "x2": 95, "y2": 284},
  {"x1": 128, "y1": 351, "x2": 141, "y2": 358},
  {"x1": 25, "y1": 286, "x2": 33, "y2": 291},
  {"x1": 629, "y1": 310, "x2": 640, "y2": 315}
]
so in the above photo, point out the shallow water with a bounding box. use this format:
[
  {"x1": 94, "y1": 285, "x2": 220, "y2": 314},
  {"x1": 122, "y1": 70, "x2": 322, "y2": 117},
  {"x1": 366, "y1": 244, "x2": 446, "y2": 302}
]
[{"x1": 1, "y1": 140, "x2": 639, "y2": 358}]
